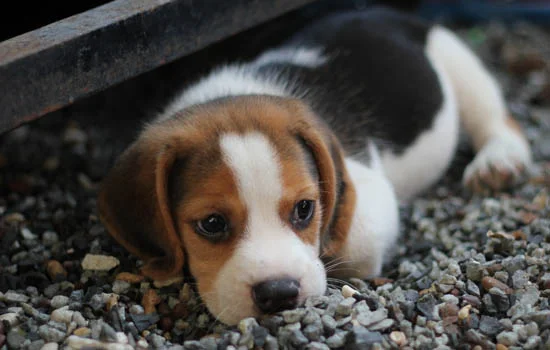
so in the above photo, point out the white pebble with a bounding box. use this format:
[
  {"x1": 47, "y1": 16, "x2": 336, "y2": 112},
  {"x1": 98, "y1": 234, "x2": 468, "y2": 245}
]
[
  {"x1": 341, "y1": 285, "x2": 358, "y2": 298},
  {"x1": 115, "y1": 332, "x2": 128, "y2": 344},
  {"x1": 20, "y1": 227, "x2": 37, "y2": 240},
  {"x1": 66, "y1": 336, "x2": 134, "y2": 350},
  {"x1": 0, "y1": 312, "x2": 19, "y2": 326},
  {"x1": 50, "y1": 295, "x2": 69, "y2": 309},
  {"x1": 129, "y1": 305, "x2": 144, "y2": 315},
  {"x1": 40, "y1": 343, "x2": 59, "y2": 350},
  {"x1": 81, "y1": 254, "x2": 120, "y2": 271},
  {"x1": 50, "y1": 306, "x2": 74, "y2": 324},
  {"x1": 72, "y1": 311, "x2": 88, "y2": 327}
]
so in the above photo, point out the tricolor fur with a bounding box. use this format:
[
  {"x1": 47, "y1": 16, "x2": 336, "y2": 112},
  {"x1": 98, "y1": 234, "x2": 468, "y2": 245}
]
[{"x1": 98, "y1": 8, "x2": 532, "y2": 325}]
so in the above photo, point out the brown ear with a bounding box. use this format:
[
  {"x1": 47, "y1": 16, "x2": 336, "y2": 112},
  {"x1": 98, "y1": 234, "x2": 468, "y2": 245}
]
[
  {"x1": 97, "y1": 124, "x2": 186, "y2": 281},
  {"x1": 290, "y1": 105, "x2": 356, "y2": 257}
]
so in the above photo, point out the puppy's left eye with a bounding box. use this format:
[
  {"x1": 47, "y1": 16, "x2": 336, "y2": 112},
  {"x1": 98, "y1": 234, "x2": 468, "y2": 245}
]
[{"x1": 290, "y1": 200, "x2": 315, "y2": 230}]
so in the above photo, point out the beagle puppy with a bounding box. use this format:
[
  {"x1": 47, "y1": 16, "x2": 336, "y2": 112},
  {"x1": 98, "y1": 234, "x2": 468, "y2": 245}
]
[{"x1": 98, "y1": 8, "x2": 532, "y2": 325}]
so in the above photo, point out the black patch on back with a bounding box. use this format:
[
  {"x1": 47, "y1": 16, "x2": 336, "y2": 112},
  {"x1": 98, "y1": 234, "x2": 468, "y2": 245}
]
[{"x1": 258, "y1": 7, "x2": 443, "y2": 157}]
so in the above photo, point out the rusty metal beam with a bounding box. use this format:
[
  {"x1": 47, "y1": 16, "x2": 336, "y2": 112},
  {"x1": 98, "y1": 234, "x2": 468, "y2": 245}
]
[{"x1": 0, "y1": 0, "x2": 316, "y2": 134}]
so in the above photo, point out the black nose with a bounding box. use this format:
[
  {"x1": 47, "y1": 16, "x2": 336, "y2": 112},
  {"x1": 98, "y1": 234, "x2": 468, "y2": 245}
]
[{"x1": 252, "y1": 278, "x2": 300, "y2": 313}]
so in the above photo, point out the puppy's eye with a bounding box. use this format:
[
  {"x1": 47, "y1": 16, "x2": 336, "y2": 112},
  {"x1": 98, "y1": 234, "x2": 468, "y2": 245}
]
[
  {"x1": 290, "y1": 200, "x2": 315, "y2": 230},
  {"x1": 195, "y1": 214, "x2": 229, "y2": 241}
]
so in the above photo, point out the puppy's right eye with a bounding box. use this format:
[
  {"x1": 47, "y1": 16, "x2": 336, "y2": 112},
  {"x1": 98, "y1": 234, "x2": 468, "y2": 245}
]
[{"x1": 195, "y1": 214, "x2": 229, "y2": 241}]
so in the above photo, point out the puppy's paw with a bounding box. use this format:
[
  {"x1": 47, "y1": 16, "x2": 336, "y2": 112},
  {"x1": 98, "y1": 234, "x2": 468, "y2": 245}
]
[{"x1": 463, "y1": 132, "x2": 532, "y2": 193}]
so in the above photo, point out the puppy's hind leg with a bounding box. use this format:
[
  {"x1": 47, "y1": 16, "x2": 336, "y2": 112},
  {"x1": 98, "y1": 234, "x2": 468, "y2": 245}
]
[{"x1": 426, "y1": 27, "x2": 532, "y2": 193}]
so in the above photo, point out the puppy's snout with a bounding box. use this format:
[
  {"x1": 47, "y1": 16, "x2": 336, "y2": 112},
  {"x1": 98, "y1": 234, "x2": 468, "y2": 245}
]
[{"x1": 252, "y1": 278, "x2": 300, "y2": 313}]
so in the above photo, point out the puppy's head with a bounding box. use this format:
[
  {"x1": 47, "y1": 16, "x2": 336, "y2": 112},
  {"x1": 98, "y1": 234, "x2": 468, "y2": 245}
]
[{"x1": 98, "y1": 96, "x2": 354, "y2": 324}]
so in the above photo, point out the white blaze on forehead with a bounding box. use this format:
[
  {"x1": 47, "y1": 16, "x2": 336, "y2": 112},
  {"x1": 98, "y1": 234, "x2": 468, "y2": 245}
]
[
  {"x1": 212, "y1": 132, "x2": 327, "y2": 325},
  {"x1": 219, "y1": 132, "x2": 284, "y2": 230}
]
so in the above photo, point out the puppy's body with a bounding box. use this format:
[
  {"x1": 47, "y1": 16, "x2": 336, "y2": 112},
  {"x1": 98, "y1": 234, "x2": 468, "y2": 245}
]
[{"x1": 100, "y1": 8, "x2": 532, "y2": 325}]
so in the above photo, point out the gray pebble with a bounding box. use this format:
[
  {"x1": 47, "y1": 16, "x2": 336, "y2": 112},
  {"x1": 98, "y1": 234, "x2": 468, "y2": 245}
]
[
  {"x1": 50, "y1": 295, "x2": 69, "y2": 309},
  {"x1": 336, "y1": 297, "x2": 355, "y2": 316},
  {"x1": 321, "y1": 315, "x2": 337, "y2": 334},
  {"x1": 200, "y1": 336, "x2": 218, "y2": 350},
  {"x1": 512, "y1": 270, "x2": 530, "y2": 289},
  {"x1": 305, "y1": 342, "x2": 330, "y2": 350},
  {"x1": 496, "y1": 331, "x2": 518, "y2": 346},
  {"x1": 38, "y1": 325, "x2": 65, "y2": 343},
  {"x1": 7, "y1": 328, "x2": 26, "y2": 349},
  {"x1": 302, "y1": 309, "x2": 321, "y2": 325},
  {"x1": 356, "y1": 308, "x2": 387, "y2": 327},
  {"x1": 4, "y1": 291, "x2": 29, "y2": 303},
  {"x1": 352, "y1": 325, "x2": 383, "y2": 346},
  {"x1": 282, "y1": 308, "x2": 306, "y2": 324},
  {"x1": 303, "y1": 323, "x2": 323, "y2": 341},
  {"x1": 149, "y1": 333, "x2": 166, "y2": 349},
  {"x1": 325, "y1": 330, "x2": 347, "y2": 348},
  {"x1": 479, "y1": 315, "x2": 503, "y2": 336},
  {"x1": 112, "y1": 280, "x2": 131, "y2": 295}
]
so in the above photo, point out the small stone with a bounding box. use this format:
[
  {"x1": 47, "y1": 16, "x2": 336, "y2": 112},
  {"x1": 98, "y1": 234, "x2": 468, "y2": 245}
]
[
  {"x1": 46, "y1": 260, "x2": 67, "y2": 282},
  {"x1": 38, "y1": 325, "x2": 65, "y2": 343},
  {"x1": 416, "y1": 294, "x2": 438, "y2": 320},
  {"x1": 129, "y1": 314, "x2": 160, "y2": 333},
  {"x1": 4, "y1": 212, "x2": 26, "y2": 224},
  {"x1": 282, "y1": 308, "x2": 306, "y2": 323},
  {"x1": 489, "y1": 287, "x2": 510, "y2": 311},
  {"x1": 4, "y1": 291, "x2": 30, "y2": 303},
  {"x1": 303, "y1": 324, "x2": 322, "y2": 341},
  {"x1": 479, "y1": 315, "x2": 504, "y2": 336},
  {"x1": 39, "y1": 342, "x2": 57, "y2": 350},
  {"x1": 496, "y1": 331, "x2": 518, "y2": 346},
  {"x1": 368, "y1": 318, "x2": 394, "y2": 331},
  {"x1": 321, "y1": 315, "x2": 337, "y2": 334},
  {"x1": 356, "y1": 308, "x2": 387, "y2": 327},
  {"x1": 482, "y1": 277, "x2": 512, "y2": 294},
  {"x1": 112, "y1": 280, "x2": 131, "y2": 295},
  {"x1": 352, "y1": 325, "x2": 383, "y2": 346},
  {"x1": 81, "y1": 254, "x2": 120, "y2": 271},
  {"x1": 51, "y1": 306, "x2": 74, "y2": 324},
  {"x1": 0, "y1": 313, "x2": 20, "y2": 326},
  {"x1": 106, "y1": 293, "x2": 119, "y2": 311},
  {"x1": 390, "y1": 331, "x2": 407, "y2": 346},
  {"x1": 467, "y1": 280, "x2": 481, "y2": 296},
  {"x1": 336, "y1": 297, "x2": 356, "y2": 316},
  {"x1": 129, "y1": 304, "x2": 144, "y2": 315},
  {"x1": 466, "y1": 261, "x2": 485, "y2": 282},
  {"x1": 62, "y1": 125, "x2": 88, "y2": 144},
  {"x1": 511, "y1": 270, "x2": 530, "y2": 289},
  {"x1": 73, "y1": 327, "x2": 91, "y2": 337},
  {"x1": 302, "y1": 310, "x2": 321, "y2": 325},
  {"x1": 20, "y1": 227, "x2": 37, "y2": 240},
  {"x1": 458, "y1": 305, "x2": 472, "y2": 321},
  {"x1": 115, "y1": 272, "x2": 144, "y2": 284},
  {"x1": 305, "y1": 342, "x2": 330, "y2": 350},
  {"x1": 50, "y1": 295, "x2": 69, "y2": 309},
  {"x1": 7, "y1": 329, "x2": 26, "y2": 349},
  {"x1": 325, "y1": 331, "x2": 347, "y2": 348},
  {"x1": 142, "y1": 289, "x2": 161, "y2": 315},
  {"x1": 342, "y1": 285, "x2": 358, "y2": 298}
]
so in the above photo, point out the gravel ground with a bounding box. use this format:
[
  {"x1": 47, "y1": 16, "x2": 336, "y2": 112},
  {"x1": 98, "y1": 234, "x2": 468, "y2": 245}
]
[{"x1": 1, "y1": 21, "x2": 550, "y2": 350}]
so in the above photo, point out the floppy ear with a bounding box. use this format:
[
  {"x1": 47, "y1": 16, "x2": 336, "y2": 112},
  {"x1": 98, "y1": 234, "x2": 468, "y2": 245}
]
[
  {"x1": 97, "y1": 124, "x2": 186, "y2": 281},
  {"x1": 289, "y1": 105, "x2": 357, "y2": 258}
]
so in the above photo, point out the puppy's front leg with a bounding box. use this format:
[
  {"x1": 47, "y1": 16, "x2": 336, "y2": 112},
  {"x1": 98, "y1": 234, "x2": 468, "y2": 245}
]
[{"x1": 326, "y1": 157, "x2": 399, "y2": 279}]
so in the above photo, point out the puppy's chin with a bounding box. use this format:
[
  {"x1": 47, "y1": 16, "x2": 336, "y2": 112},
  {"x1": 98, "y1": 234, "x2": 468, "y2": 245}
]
[{"x1": 201, "y1": 253, "x2": 327, "y2": 325}]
